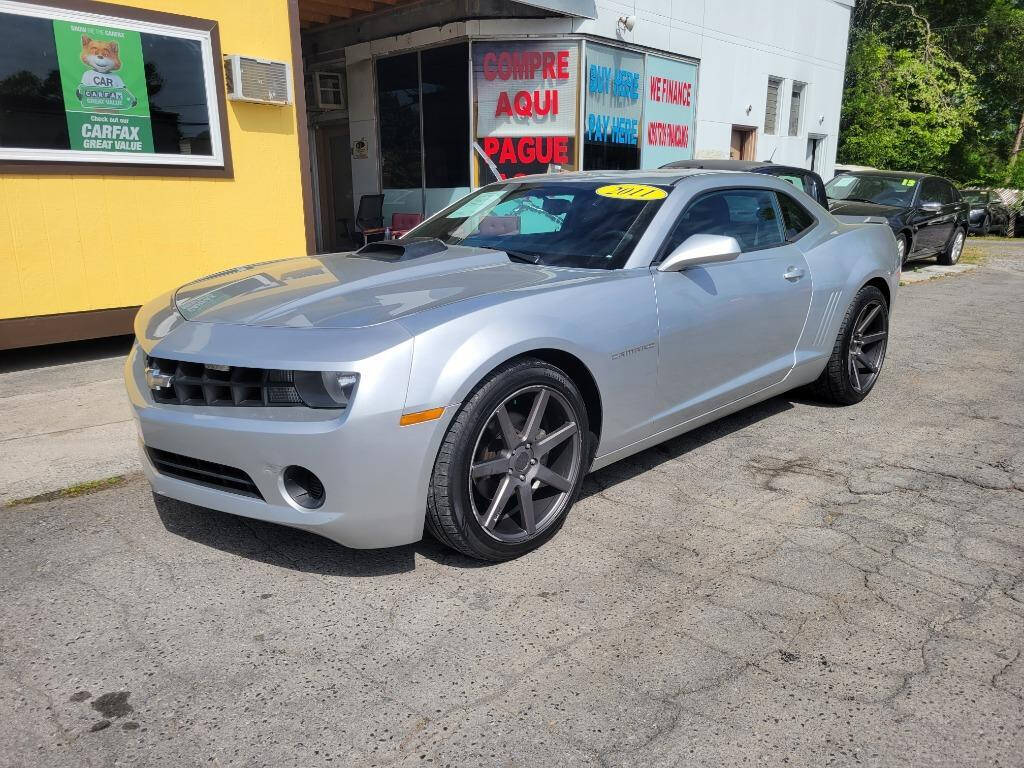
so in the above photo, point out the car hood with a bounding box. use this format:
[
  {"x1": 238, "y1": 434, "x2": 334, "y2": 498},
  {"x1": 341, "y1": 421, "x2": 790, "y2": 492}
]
[
  {"x1": 828, "y1": 200, "x2": 908, "y2": 219},
  {"x1": 172, "y1": 245, "x2": 606, "y2": 329}
]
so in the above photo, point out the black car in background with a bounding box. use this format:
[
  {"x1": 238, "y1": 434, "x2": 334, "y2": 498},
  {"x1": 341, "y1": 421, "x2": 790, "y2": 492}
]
[
  {"x1": 825, "y1": 171, "x2": 970, "y2": 266},
  {"x1": 660, "y1": 159, "x2": 830, "y2": 209},
  {"x1": 961, "y1": 189, "x2": 1013, "y2": 236}
]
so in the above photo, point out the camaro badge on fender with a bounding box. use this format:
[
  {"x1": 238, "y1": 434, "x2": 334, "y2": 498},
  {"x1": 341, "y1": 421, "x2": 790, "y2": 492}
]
[{"x1": 612, "y1": 342, "x2": 656, "y2": 360}]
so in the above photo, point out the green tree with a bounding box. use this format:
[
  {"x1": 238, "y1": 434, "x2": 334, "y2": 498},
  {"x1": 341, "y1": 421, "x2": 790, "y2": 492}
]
[
  {"x1": 840, "y1": 0, "x2": 1024, "y2": 185},
  {"x1": 839, "y1": 32, "x2": 978, "y2": 172}
]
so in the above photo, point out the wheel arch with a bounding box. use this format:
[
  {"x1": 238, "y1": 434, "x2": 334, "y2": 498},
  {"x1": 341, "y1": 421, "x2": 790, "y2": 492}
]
[
  {"x1": 454, "y1": 347, "x2": 604, "y2": 451},
  {"x1": 514, "y1": 348, "x2": 603, "y2": 449},
  {"x1": 896, "y1": 227, "x2": 914, "y2": 252},
  {"x1": 864, "y1": 276, "x2": 891, "y2": 308}
]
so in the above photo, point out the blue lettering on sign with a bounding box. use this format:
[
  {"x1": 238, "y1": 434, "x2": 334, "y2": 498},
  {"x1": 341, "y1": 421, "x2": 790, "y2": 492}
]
[
  {"x1": 589, "y1": 65, "x2": 640, "y2": 101},
  {"x1": 586, "y1": 113, "x2": 639, "y2": 145},
  {"x1": 613, "y1": 69, "x2": 640, "y2": 100}
]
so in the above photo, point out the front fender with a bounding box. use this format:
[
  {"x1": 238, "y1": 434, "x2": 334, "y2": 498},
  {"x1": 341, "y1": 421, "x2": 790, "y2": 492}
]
[{"x1": 397, "y1": 270, "x2": 660, "y2": 458}]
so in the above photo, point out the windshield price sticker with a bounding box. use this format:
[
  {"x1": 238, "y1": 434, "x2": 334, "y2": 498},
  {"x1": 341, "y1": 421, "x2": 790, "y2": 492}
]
[
  {"x1": 901, "y1": 179, "x2": 917, "y2": 187},
  {"x1": 595, "y1": 184, "x2": 668, "y2": 201}
]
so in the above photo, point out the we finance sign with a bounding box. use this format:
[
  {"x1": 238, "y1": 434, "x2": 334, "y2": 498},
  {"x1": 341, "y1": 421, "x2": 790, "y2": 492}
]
[
  {"x1": 641, "y1": 55, "x2": 698, "y2": 167},
  {"x1": 472, "y1": 41, "x2": 579, "y2": 182}
]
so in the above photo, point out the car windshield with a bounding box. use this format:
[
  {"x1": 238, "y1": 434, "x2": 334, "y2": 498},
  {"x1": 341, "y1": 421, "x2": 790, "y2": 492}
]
[
  {"x1": 406, "y1": 181, "x2": 668, "y2": 270},
  {"x1": 825, "y1": 174, "x2": 918, "y2": 207},
  {"x1": 962, "y1": 191, "x2": 989, "y2": 204}
]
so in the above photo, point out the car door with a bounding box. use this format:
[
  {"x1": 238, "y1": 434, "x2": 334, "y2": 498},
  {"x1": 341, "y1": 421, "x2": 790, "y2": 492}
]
[
  {"x1": 651, "y1": 187, "x2": 813, "y2": 428},
  {"x1": 914, "y1": 178, "x2": 956, "y2": 253}
]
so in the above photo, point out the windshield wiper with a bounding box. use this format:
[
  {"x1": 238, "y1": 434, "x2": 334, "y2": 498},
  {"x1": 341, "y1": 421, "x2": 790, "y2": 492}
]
[
  {"x1": 503, "y1": 249, "x2": 543, "y2": 265},
  {"x1": 839, "y1": 197, "x2": 882, "y2": 205}
]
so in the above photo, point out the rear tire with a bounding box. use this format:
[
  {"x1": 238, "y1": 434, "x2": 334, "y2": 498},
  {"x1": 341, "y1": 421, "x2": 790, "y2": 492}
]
[
  {"x1": 809, "y1": 285, "x2": 889, "y2": 406},
  {"x1": 937, "y1": 227, "x2": 965, "y2": 266},
  {"x1": 425, "y1": 358, "x2": 589, "y2": 561}
]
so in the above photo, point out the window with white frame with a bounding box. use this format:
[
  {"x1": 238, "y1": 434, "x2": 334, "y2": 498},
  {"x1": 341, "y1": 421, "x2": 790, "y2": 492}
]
[
  {"x1": 789, "y1": 82, "x2": 805, "y2": 136},
  {"x1": 0, "y1": 1, "x2": 225, "y2": 167},
  {"x1": 764, "y1": 76, "x2": 783, "y2": 135}
]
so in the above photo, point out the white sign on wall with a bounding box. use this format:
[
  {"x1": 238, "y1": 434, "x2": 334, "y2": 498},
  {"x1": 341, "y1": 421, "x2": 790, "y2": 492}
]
[
  {"x1": 473, "y1": 40, "x2": 579, "y2": 137},
  {"x1": 472, "y1": 40, "x2": 580, "y2": 181}
]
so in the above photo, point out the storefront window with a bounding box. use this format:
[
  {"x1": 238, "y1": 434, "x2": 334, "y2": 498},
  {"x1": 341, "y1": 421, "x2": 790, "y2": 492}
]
[
  {"x1": 641, "y1": 54, "x2": 698, "y2": 167},
  {"x1": 472, "y1": 40, "x2": 580, "y2": 184},
  {"x1": 0, "y1": 2, "x2": 225, "y2": 167},
  {"x1": 376, "y1": 44, "x2": 470, "y2": 220},
  {"x1": 421, "y1": 43, "x2": 470, "y2": 214},
  {"x1": 584, "y1": 43, "x2": 643, "y2": 170},
  {"x1": 375, "y1": 52, "x2": 422, "y2": 218}
]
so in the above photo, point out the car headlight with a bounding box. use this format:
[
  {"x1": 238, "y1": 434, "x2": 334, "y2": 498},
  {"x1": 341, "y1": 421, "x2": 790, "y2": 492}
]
[{"x1": 293, "y1": 371, "x2": 359, "y2": 408}]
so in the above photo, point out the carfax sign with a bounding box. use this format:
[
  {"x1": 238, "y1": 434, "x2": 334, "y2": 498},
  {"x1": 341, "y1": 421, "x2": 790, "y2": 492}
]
[{"x1": 53, "y1": 19, "x2": 154, "y2": 153}]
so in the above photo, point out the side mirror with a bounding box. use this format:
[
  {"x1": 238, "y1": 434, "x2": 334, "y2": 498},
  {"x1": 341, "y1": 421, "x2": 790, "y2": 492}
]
[
  {"x1": 920, "y1": 201, "x2": 943, "y2": 212},
  {"x1": 657, "y1": 234, "x2": 742, "y2": 272}
]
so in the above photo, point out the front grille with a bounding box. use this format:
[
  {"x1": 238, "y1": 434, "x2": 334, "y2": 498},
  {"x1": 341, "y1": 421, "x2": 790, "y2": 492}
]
[
  {"x1": 145, "y1": 357, "x2": 300, "y2": 407},
  {"x1": 146, "y1": 447, "x2": 264, "y2": 500}
]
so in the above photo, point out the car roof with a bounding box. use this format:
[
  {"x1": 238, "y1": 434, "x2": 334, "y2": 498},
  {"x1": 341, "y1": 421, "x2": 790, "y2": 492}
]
[
  {"x1": 838, "y1": 170, "x2": 931, "y2": 180},
  {"x1": 659, "y1": 159, "x2": 812, "y2": 173},
  {"x1": 502, "y1": 168, "x2": 709, "y2": 186}
]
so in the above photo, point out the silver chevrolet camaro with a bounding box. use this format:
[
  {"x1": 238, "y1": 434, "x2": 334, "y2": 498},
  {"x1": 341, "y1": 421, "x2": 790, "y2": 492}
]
[{"x1": 126, "y1": 170, "x2": 899, "y2": 561}]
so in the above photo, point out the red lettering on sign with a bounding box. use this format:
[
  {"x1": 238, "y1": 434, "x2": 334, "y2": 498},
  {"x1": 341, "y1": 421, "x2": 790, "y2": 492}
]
[
  {"x1": 482, "y1": 52, "x2": 498, "y2": 81},
  {"x1": 495, "y1": 91, "x2": 512, "y2": 117},
  {"x1": 513, "y1": 91, "x2": 532, "y2": 116},
  {"x1": 483, "y1": 49, "x2": 572, "y2": 81},
  {"x1": 648, "y1": 76, "x2": 692, "y2": 106},
  {"x1": 495, "y1": 90, "x2": 560, "y2": 118},
  {"x1": 482, "y1": 136, "x2": 572, "y2": 170},
  {"x1": 646, "y1": 121, "x2": 689, "y2": 148}
]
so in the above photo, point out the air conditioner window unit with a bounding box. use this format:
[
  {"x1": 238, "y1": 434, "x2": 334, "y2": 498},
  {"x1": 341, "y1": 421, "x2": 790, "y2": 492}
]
[
  {"x1": 224, "y1": 55, "x2": 292, "y2": 105},
  {"x1": 316, "y1": 71, "x2": 346, "y2": 111}
]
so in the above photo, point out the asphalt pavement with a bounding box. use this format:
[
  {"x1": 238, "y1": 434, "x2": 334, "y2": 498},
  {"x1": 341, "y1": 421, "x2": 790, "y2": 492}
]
[{"x1": 2, "y1": 240, "x2": 1023, "y2": 767}]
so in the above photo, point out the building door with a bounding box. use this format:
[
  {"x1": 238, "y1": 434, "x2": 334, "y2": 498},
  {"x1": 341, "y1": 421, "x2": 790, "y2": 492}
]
[
  {"x1": 315, "y1": 121, "x2": 354, "y2": 252},
  {"x1": 730, "y1": 127, "x2": 756, "y2": 160},
  {"x1": 806, "y1": 135, "x2": 825, "y2": 174}
]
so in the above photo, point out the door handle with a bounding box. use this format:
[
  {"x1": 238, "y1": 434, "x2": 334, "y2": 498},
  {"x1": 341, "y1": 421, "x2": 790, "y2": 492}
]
[{"x1": 783, "y1": 266, "x2": 805, "y2": 281}]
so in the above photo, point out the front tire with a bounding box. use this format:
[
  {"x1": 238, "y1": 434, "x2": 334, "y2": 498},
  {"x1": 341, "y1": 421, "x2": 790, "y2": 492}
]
[
  {"x1": 937, "y1": 227, "x2": 965, "y2": 265},
  {"x1": 809, "y1": 285, "x2": 889, "y2": 406},
  {"x1": 981, "y1": 216, "x2": 991, "y2": 237},
  {"x1": 425, "y1": 358, "x2": 589, "y2": 561}
]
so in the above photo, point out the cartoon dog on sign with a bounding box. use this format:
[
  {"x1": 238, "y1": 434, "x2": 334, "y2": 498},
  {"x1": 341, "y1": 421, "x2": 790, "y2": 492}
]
[{"x1": 76, "y1": 34, "x2": 137, "y2": 109}]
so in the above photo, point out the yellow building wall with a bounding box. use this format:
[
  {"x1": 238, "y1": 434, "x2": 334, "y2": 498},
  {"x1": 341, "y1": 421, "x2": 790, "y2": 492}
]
[{"x1": 0, "y1": 0, "x2": 308, "y2": 321}]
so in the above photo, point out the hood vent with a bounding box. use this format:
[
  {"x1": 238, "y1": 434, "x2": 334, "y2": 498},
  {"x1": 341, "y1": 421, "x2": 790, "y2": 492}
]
[{"x1": 354, "y1": 238, "x2": 448, "y2": 262}]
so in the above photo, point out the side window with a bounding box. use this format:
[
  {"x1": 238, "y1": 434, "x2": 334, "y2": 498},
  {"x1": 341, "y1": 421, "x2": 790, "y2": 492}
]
[
  {"x1": 662, "y1": 189, "x2": 785, "y2": 255},
  {"x1": 777, "y1": 193, "x2": 816, "y2": 240},
  {"x1": 776, "y1": 174, "x2": 807, "y2": 193},
  {"x1": 920, "y1": 179, "x2": 943, "y2": 205},
  {"x1": 942, "y1": 183, "x2": 957, "y2": 204}
]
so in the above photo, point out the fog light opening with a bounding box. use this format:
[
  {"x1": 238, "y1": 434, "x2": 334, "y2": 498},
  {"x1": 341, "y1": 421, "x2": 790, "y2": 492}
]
[{"x1": 282, "y1": 466, "x2": 325, "y2": 509}]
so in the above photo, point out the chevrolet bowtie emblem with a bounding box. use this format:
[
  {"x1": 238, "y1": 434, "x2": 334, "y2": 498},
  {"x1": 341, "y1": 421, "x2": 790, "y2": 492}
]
[{"x1": 145, "y1": 367, "x2": 174, "y2": 390}]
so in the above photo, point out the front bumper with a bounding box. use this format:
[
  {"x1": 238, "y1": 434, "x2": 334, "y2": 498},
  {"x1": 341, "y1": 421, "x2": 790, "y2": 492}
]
[{"x1": 125, "y1": 324, "x2": 451, "y2": 550}]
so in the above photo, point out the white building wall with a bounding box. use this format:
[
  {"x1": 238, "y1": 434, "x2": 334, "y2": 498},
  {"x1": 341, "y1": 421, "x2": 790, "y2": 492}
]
[{"x1": 344, "y1": 0, "x2": 853, "y2": 216}]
